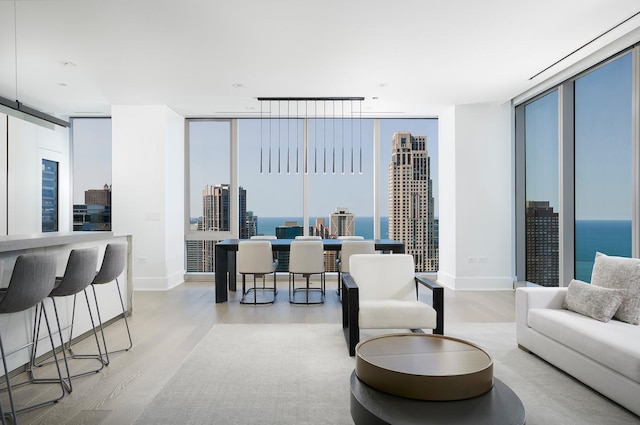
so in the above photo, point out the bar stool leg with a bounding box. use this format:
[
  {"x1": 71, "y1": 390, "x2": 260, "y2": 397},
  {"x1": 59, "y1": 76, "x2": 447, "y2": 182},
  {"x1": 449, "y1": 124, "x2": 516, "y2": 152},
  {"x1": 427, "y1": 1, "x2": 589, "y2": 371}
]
[{"x1": 0, "y1": 336, "x2": 17, "y2": 424}]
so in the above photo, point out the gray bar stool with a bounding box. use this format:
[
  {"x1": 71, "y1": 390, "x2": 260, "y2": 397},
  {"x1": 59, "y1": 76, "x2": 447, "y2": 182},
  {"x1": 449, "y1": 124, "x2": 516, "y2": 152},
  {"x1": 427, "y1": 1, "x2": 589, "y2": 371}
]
[
  {"x1": 32, "y1": 247, "x2": 103, "y2": 392},
  {"x1": 68, "y1": 243, "x2": 131, "y2": 366},
  {"x1": 0, "y1": 253, "x2": 66, "y2": 423}
]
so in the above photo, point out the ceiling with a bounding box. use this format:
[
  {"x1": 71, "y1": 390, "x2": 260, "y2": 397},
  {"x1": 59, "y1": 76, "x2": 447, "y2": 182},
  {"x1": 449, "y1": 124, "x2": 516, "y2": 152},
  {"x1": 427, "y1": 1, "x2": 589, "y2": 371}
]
[{"x1": 1, "y1": 0, "x2": 640, "y2": 121}]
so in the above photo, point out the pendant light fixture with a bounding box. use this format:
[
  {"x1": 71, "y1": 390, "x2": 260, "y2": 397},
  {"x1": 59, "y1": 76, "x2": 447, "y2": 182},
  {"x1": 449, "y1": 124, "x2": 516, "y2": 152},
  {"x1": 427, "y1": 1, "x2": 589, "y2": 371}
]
[{"x1": 257, "y1": 97, "x2": 364, "y2": 175}]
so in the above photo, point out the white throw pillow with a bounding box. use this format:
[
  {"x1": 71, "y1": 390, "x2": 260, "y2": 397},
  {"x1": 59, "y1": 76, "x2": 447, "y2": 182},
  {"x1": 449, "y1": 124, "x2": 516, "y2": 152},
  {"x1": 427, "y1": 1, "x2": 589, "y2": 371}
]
[
  {"x1": 563, "y1": 279, "x2": 625, "y2": 323},
  {"x1": 590, "y1": 252, "x2": 640, "y2": 325}
]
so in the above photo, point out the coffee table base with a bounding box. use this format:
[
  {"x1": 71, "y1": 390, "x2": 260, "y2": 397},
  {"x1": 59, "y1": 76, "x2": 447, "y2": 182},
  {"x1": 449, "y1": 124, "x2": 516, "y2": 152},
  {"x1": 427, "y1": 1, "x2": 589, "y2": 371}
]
[{"x1": 350, "y1": 371, "x2": 526, "y2": 425}]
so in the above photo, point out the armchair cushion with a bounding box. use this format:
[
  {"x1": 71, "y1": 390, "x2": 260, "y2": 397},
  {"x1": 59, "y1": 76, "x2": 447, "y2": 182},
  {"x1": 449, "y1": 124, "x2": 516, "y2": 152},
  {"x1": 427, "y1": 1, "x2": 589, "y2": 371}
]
[{"x1": 359, "y1": 300, "x2": 437, "y2": 329}]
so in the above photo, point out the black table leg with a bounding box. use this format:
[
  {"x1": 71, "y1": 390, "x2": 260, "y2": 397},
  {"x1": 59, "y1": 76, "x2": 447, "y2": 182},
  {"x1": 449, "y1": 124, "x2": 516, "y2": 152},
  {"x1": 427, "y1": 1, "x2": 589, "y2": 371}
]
[
  {"x1": 228, "y1": 250, "x2": 236, "y2": 292},
  {"x1": 215, "y1": 245, "x2": 228, "y2": 303}
]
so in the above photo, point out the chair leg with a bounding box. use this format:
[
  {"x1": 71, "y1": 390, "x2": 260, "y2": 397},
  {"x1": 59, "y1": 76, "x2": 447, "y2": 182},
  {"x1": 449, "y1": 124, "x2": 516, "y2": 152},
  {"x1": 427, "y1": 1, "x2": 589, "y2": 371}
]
[
  {"x1": 68, "y1": 288, "x2": 110, "y2": 366},
  {"x1": 0, "y1": 399, "x2": 6, "y2": 425},
  {"x1": 77, "y1": 279, "x2": 132, "y2": 357},
  {"x1": 114, "y1": 279, "x2": 133, "y2": 352},
  {"x1": 0, "y1": 335, "x2": 17, "y2": 424},
  {"x1": 0, "y1": 303, "x2": 67, "y2": 415},
  {"x1": 27, "y1": 301, "x2": 74, "y2": 393}
]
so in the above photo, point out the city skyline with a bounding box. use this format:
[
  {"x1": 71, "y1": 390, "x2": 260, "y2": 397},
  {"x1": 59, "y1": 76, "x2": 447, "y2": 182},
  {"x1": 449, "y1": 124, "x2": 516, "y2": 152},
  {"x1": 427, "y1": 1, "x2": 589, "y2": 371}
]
[{"x1": 188, "y1": 118, "x2": 439, "y2": 218}]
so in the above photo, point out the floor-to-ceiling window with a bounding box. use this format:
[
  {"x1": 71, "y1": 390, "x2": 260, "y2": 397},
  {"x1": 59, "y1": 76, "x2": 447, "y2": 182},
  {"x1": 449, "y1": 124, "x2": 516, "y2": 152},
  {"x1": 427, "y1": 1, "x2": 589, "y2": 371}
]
[
  {"x1": 574, "y1": 53, "x2": 633, "y2": 281},
  {"x1": 524, "y1": 91, "x2": 559, "y2": 286},
  {"x1": 186, "y1": 116, "x2": 439, "y2": 275},
  {"x1": 71, "y1": 117, "x2": 112, "y2": 231},
  {"x1": 516, "y1": 47, "x2": 636, "y2": 286},
  {"x1": 185, "y1": 120, "x2": 231, "y2": 273}
]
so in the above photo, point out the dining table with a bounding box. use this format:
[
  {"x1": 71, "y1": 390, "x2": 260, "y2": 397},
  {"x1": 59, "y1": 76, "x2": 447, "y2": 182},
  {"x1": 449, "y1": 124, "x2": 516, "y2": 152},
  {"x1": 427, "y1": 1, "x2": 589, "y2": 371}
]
[{"x1": 214, "y1": 238, "x2": 405, "y2": 303}]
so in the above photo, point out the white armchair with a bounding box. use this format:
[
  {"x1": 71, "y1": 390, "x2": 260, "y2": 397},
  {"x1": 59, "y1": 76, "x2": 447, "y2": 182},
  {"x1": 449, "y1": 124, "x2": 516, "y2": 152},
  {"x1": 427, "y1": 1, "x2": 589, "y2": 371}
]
[{"x1": 342, "y1": 254, "x2": 444, "y2": 356}]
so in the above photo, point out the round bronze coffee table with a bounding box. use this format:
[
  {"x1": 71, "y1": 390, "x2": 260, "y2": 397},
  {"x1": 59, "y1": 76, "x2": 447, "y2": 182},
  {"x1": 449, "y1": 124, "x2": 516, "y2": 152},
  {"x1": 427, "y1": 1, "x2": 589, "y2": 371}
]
[
  {"x1": 356, "y1": 333, "x2": 494, "y2": 401},
  {"x1": 351, "y1": 334, "x2": 525, "y2": 424}
]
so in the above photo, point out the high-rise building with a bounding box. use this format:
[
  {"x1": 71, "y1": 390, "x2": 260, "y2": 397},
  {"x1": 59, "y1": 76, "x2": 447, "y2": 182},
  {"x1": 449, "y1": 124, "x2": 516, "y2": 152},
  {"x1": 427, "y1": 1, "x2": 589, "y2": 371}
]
[
  {"x1": 313, "y1": 218, "x2": 329, "y2": 238},
  {"x1": 73, "y1": 183, "x2": 112, "y2": 231},
  {"x1": 84, "y1": 183, "x2": 112, "y2": 206},
  {"x1": 239, "y1": 187, "x2": 248, "y2": 239},
  {"x1": 388, "y1": 131, "x2": 438, "y2": 272},
  {"x1": 525, "y1": 201, "x2": 559, "y2": 286},
  {"x1": 246, "y1": 210, "x2": 258, "y2": 238},
  {"x1": 326, "y1": 207, "x2": 356, "y2": 272},
  {"x1": 329, "y1": 207, "x2": 355, "y2": 238},
  {"x1": 202, "y1": 184, "x2": 229, "y2": 231},
  {"x1": 193, "y1": 184, "x2": 249, "y2": 272},
  {"x1": 275, "y1": 221, "x2": 303, "y2": 271}
]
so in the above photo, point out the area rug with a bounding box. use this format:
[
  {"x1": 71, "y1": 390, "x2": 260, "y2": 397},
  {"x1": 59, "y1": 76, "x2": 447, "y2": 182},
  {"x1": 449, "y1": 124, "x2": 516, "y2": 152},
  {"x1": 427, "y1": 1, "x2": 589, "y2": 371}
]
[{"x1": 133, "y1": 323, "x2": 640, "y2": 425}]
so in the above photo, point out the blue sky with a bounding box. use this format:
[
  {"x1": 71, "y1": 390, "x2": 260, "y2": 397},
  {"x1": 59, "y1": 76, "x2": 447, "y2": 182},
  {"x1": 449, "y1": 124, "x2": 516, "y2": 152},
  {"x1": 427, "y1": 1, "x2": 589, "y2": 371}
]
[
  {"x1": 526, "y1": 52, "x2": 632, "y2": 221},
  {"x1": 72, "y1": 117, "x2": 112, "y2": 204},
  {"x1": 189, "y1": 117, "x2": 438, "y2": 218}
]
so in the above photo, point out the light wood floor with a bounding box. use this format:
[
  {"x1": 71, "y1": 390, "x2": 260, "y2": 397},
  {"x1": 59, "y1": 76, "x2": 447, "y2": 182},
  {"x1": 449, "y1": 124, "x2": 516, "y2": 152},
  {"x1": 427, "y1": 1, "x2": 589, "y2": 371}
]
[{"x1": 4, "y1": 277, "x2": 515, "y2": 424}]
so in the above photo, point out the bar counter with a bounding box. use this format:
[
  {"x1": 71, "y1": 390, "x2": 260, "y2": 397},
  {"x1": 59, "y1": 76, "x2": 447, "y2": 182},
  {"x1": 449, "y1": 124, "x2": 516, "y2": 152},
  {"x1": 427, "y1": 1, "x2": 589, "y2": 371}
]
[{"x1": 0, "y1": 232, "x2": 132, "y2": 374}]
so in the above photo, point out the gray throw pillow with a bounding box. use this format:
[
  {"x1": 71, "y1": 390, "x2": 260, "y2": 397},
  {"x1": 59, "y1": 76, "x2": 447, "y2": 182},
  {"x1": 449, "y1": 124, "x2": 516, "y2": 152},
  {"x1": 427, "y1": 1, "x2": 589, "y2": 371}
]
[
  {"x1": 563, "y1": 279, "x2": 625, "y2": 323},
  {"x1": 590, "y1": 252, "x2": 640, "y2": 325}
]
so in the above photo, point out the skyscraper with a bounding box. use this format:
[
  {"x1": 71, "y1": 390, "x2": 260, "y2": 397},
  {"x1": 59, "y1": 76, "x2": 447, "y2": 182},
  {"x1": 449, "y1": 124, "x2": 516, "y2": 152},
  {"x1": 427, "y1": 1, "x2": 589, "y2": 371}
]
[
  {"x1": 246, "y1": 210, "x2": 258, "y2": 238},
  {"x1": 275, "y1": 221, "x2": 303, "y2": 271},
  {"x1": 313, "y1": 217, "x2": 330, "y2": 239},
  {"x1": 326, "y1": 207, "x2": 356, "y2": 272},
  {"x1": 202, "y1": 184, "x2": 229, "y2": 232},
  {"x1": 329, "y1": 207, "x2": 355, "y2": 238},
  {"x1": 193, "y1": 184, "x2": 249, "y2": 272},
  {"x1": 239, "y1": 187, "x2": 248, "y2": 239},
  {"x1": 388, "y1": 132, "x2": 438, "y2": 272},
  {"x1": 525, "y1": 201, "x2": 559, "y2": 286}
]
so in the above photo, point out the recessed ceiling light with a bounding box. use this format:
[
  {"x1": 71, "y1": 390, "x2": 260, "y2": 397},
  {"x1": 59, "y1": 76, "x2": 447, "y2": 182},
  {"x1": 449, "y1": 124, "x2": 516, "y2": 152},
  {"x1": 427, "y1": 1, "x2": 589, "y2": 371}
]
[
  {"x1": 61, "y1": 61, "x2": 76, "y2": 67},
  {"x1": 378, "y1": 83, "x2": 388, "y2": 88},
  {"x1": 232, "y1": 83, "x2": 244, "y2": 88},
  {"x1": 57, "y1": 82, "x2": 67, "y2": 86},
  {"x1": 372, "y1": 97, "x2": 379, "y2": 100}
]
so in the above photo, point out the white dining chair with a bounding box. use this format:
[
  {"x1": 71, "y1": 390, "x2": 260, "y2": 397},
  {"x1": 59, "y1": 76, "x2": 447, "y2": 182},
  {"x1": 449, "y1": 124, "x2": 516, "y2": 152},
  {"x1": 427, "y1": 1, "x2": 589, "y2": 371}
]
[
  {"x1": 288, "y1": 240, "x2": 325, "y2": 304},
  {"x1": 238, "y1": 240, "x2": 278, "y2": 304}
]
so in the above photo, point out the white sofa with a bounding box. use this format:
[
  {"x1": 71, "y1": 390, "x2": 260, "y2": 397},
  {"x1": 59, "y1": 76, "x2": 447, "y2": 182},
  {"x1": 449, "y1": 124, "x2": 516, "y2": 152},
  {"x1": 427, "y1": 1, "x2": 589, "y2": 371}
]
[{"x1": 516, "y1": 286, "x2": 640, "y2": 416}]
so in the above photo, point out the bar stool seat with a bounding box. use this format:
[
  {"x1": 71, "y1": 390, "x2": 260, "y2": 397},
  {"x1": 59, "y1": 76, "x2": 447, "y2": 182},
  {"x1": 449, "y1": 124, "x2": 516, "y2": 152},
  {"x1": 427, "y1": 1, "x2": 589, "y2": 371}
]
[{"x1": 0, "y1": 253, "x2": 66, "y2": 423}]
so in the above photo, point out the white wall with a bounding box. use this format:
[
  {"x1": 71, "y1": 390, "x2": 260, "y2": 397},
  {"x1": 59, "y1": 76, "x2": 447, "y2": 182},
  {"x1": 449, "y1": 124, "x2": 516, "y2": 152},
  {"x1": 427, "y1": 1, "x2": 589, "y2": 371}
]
[
  {"x1": 4, "y1": 114, "x2": 70, "y2": 234},
  {"x1": 438, "y1": 102, "x2": 514, "y2": 290},
  {"x1": 111, "y1": 105, "x2": 185, "y2": 290}
]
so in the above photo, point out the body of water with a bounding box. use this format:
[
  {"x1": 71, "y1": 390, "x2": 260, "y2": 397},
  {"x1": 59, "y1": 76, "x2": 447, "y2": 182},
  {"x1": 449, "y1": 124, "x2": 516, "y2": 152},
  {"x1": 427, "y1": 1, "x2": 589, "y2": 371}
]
[
  {"x1": 575, "y1": 220, "x2": 631, "y2": 281},
  {"x1": 257, "y1": 216, "x2": 389, "y2": 240},
  {"x1": 256, "y1": 218, "x2": 631, "y2": 282}
]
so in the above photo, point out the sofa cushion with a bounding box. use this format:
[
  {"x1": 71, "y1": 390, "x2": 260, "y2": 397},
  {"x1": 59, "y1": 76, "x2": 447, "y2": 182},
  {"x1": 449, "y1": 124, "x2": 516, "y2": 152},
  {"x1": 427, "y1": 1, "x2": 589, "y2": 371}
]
[
  {"x1": 591, "y1": 252, "x2": 640, "y2": 325},
  {"x1": 528, "y1": 308, "x2": 640, "y2": 381},
  {"x1": 563, "y1": 279, "x2": 625, "y2": 322}
]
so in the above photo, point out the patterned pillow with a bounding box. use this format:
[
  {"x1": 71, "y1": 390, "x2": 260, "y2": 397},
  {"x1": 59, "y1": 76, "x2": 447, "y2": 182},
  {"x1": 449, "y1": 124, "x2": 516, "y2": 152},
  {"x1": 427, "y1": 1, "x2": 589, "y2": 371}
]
[
  {"x1": 590, "y1": 252, "x2": 640, "y2": 325},
  {"x1": 563, "y1": 279, "x2": 625, "y2": 322}
]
